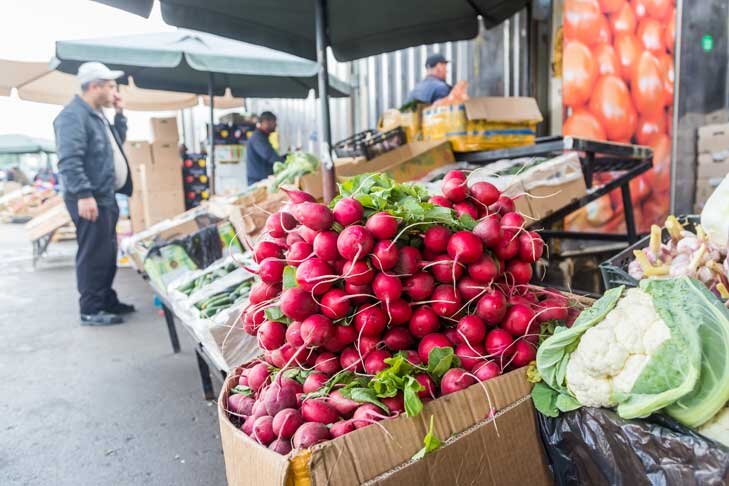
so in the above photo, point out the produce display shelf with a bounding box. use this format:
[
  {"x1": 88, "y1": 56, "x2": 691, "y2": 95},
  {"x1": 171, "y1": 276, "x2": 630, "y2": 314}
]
[{"x1": 456, "y1": 136, "x2": 654, "y2": 245}]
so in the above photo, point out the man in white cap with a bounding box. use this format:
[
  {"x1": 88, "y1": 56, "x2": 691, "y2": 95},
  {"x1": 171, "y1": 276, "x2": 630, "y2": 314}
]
[{"x1": 54, "y1": 62, "x2": 135, "y2": 326}]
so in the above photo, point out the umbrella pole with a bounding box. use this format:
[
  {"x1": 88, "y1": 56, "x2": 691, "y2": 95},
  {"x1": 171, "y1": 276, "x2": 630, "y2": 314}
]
[
  {"x1": 208, "y1": 72, "x2": 216, "y2": 195},
  {"x1": 315, "y1": 0, "x2": 336, "y2": 202}
]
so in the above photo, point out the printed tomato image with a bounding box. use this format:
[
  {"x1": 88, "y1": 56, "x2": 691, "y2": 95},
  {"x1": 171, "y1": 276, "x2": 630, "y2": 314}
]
[
  {"x1": 643, "y1": 0, "x2": 672, "y2": 21},
  {"x1": 564, "y1": 0, "x2": 604, "y2": 45},
  {"x1": 563, "y1": 41, "x2": 597, "y2": 107},
  {"x1": 614, "y1": 33, "x2": 641, "y2": 80},
  {"x1": 631, "y1": 52, "x2": 664, "y2": 117},
  {"x1": 609, "y1": 3, "x2": 636, "y2": 36},
  {"x1": 589, "y1": 75, "x2": 637, "y2": 141},
  {"x1": 637, "y1": 18, "x2": 665, "y2": 54},
  {"x1": 631, "y1": 0, "x2": 648, "y2": 21},
  {"x1": 593, "y1": 44, "x2": 620, "y2": 76},
  {"x1": 665, "y1": 8, "x2": 675, "y2": 52},
  {"x1": 598, "y1": 0, "x2": 625, "y2": 13},
  {"x1": 657, "y1": 53, "x2": 674, "y2": 106},
  {"x1": 564, "y1": 108, "x2": 607, "y2": 140},
  {"x1": 635, "y1": 113, "x2": 666, "y2": 146}
]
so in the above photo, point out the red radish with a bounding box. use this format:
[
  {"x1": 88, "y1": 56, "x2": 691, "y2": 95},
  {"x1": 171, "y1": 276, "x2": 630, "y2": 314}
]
[
  {"x1": 444, "y1": 169, "x2": 467, "y2": 181},
  {"x1": 292, "y1": 202, "x2": 334, "y2": 231},
  {"x1": 323, "y1": 324, "x2": 356, "y2": 353},
  {"x1": 418, "y1": 333, "x2": 452, "y2": 363},
  {"x1": 468, "y1": 254, "x2": 499, "y2": 283},
  {"x1": 251, "y1": 400, "x2": 268, "y2": 420},
  {"x1": 303, "y1": 372, "x2": 329, "y2": 394},
  {"x1": 269, "y1": 439, "x2": 292, "y2": 455},
  {"x1": 353, "y1": 305, "x2": 387, "y2": 337},
  {"x1": 535, "y1": 298, "x2": 569, "y2": 323},
  {"x1": 440, "y1": 368, "x2": 477, "y2": 395},
  {"x1": 248, "y1": 363, "x2": 270, "y2": 392},
  {"x1": 395, "y1": 247, "x2": 422, "y2": 275},
  {"x1": 474, "y1": 361, "x2": 501, "y2": 381},
  {"x1": 430, "y1": 285, "x2": 462, "y2": 317},
  {"x1": 344, "y1": 282, "x2": 372, "y2": 304},
  {"x1": 404, "y1": 272, "x2": 435, "y2": 300},
  {"x1": 286, "y1": 231, "x2": 304, "y2": 246},
  {"x1": 502, "y1": 304, "x2": 537, "y2": 337},
  {"x1": 447, "y1": 231, "x2": 483, "y2": 264},
  {"x1": 486, "y1": 328, "x2": 515, "y2": 357},
  {"x1": 280, "y1": 288, "x2": 319, "y2": 321},
  {"x1": 296, "y1": 258, "x2": 334, "y2": 294},
  {"x1": 372, "y1": 273, "x2": 403, "y2": 302},
  {"x1": 266, "y1": 211, "x2": 298, "y2": 238},
  {"x1": 489, "y1": 195, "x2": 515, "y2": 215},
  {"x1": 298, "y1": 225, "x2": 318, "y2": 244},
  {"x1": 473, "y1": 218, "x2": 502, "y2": 249},
  {"x1": 320, "y1": 289, "x2": 351, "y2": 320},
  {"x1": 511, "y1": 340, "x2": 537, "y2": 367},
  {"x1": 300, "y1": 314, "x2": 335, "y2": 347},
  {"x1": 356, "y1": 335, "x2": 379, "y2": 356},
  {"x1": 241, "y1": 416, "x2": 256, "y2": 435},
  {"x1": 286, "y1": 241, "x2": 313, "y2": 266},
  {"x1": 302, "y1": 398, "x2": 339, "y2": 424},
  {"x1": 259, "y1": 257, "x2": 285, "y2": 283},
  {"x1": 366, "y1": 212, "x2": 399, "y2": 240},
  {"x1": 430, "y1": 255, "x2": 464, "y2": 283},
  {"x1": 228, "y1": 394, "x2": 255, "y2": 417},
  {"x1": 457, "y1": 315, "x2": 487, "y2": 345},
  {"x1": 409, "y1": 306, "x2": 441, "y2": 338},
  {"x1": 333, "y1": 197, "x2": 364, "y2": 226},
  {"x1": 255, "y1": 241, "x2": 284, "y2": 263},
  {"x1": 286, "y1": 321, "x2": 304, "y2": 347},
  {"x1": 415, "y1": 373, "x2": 437, "y2": 399},
  {"x1": 263, "y1": 379, "x2": 299, "y2": 416},
  {"x1": 338, "y1": 225, "x2": 375, "y2": 261},
  {"x1": 430, "y1": 195, "x2": 453, "y2": 208},
  {"x1": 444, "y1": 327, "x2": 460, "y2": 345},
  {"x1": 253, "y1": 416, "x2": 276, "y2": 445},
  {"x1": 518, "y1": 231, "x2": 545, "y2": 263},
  {"x1": 381, "y1": 394, "x2": 405, "y2": 415},
  {"x1": 314, "y1": 352, "x2": 342, "y2": 376},
  {"x1": 238, "y1": 373, "x2": 249, "y2": 387},
  {"x1": 249, "y1": 281, "x2": 281, "y2": 305},
  {"x1": 352, "y1": 404, "x2": 385, "y2": 429},
  {"x1": 405, "y1": 350, "x2": 423, "y2": 366},
  {"x1": 506, "y1": 260, "x2": 533, "y2": 285},
  {"x1": 494, "y1": 230, "x2": 520, "y2": 261},
  {"x1": 328, "y1": 391, "x2": 359, "y2": 417},
  {"x1": 442, "y1": 177, "x2": 468, "y2": 202},
  {"x1": 470, "y1": 181, "x2": 500, "y2": 206},
  {"x1": 455, "y1": 343, "x2": 486, "y2": 371},
  {"x1": 271, "y1": 409, "x2": 303, "y2": 438},
  {"x1": 313, "y1": 231, "x2": 340, "y2": 261},
  {"x1": 257, "y1": 321, "x2": 286, "y2": 350},
  {"x1": 500, "y1": 212, "x2": 525, "y2": 230},
  {"x1": 266, "y1": 348, "x2": 284, "y2": 368},
  {"x1": 423, "y1": 226, "x2": 451, "y2": 254},
  {"x1": 457, "y1": 276, "x2": 483, "y2": 301},
  {"x1": 364, "y1": 349, "x2": 392, "y2": 374},
  {"x1": 509, "y1": 294, "x2": 533, "y2": 309},
  {"x1": 476, "y1": 290, "x2": 507, "y2": 326},
  {"x1": 383, "y1": 327, "x2": 415, "y2": 351},
  {"x1": 342, "y1": 260, "x2": 374, "y2": 286},
  {"x1": 382, "y1": 298, "x2": 412, "y2": 325},
  {"x1": 292, "y1": 422, "x2": 331, "y2": 448},
  {"x1": 280, "y1": 186, "x2": 316, "y2": 203},
  {"x1": 453, "y1": 201, "x2": 478, "y2": 219},
  {"x1": 371, "y1": 240, "x2": 399, "y2": 271},
  {"x1": 330, "y1": 420, "x2": 357, "y2": 438},
  {"x1": 340, "y1": 346, "x2": 364, "y2": 372}
]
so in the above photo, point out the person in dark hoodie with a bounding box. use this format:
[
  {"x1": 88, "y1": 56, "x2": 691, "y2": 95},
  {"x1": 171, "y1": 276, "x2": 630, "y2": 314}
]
[{"x1": 54, "y1": 62, "x2": 135, "y2": 326}]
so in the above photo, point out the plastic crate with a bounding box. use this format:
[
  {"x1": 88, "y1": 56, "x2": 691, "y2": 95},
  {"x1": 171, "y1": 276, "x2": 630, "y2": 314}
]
[
  {"x1": 334, "y1": 127, "x2": 406, "y2": 160},
  {"x1": 599, "y1": 215, "x2": 699, "y2": 290},
  {"x1": 333, "y1": 129, "x2": 377, "y2": 158}
]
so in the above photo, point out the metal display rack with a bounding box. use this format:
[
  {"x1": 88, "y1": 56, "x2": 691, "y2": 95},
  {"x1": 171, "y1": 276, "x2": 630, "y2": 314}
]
[{"x1": 456, "y1": 136, "x2": 654, "y2": 245}]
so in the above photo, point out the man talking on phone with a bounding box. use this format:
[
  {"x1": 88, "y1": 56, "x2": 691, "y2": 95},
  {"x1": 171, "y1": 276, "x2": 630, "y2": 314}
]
[{"x1": 54, "y1": 62, "x2": 135, "y2": 326}]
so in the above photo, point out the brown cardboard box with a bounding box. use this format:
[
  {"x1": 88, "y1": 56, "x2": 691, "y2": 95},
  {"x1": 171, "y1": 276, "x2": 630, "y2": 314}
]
[
  {"x1": 25, "y1": 203, "x2": 72, "y2": 241},
  {"x1": 142, "y1": 190, "x2": 185, "y2": 227},
  {"x1": 697, "y1": 153, "x2": 729, "y2": 180},
  {"x1": 219, "y1": 367, "x2": 552, "y2": 486},
  {"x1": 128, "y1": 193, "x2": 146, "y2": 233},
  {"x1": 698, "y1": 123, "x2": 729, "y2": 154},
  {"x1": 695, "y1": 177, "x2": 722, "y2": 209},
  {"x1": 148, "y1": 141, "x2": 183, "y2": 192},
  {"x1": 150, "y1": 117, "x2": 179, "y2": 143},
  {"x1": 123, "y1": 141, "x2": 152, "y2": 171}
]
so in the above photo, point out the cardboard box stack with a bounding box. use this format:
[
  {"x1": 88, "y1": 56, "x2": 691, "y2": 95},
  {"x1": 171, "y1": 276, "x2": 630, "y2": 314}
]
[
  {"x1": 696, "y1": 122, "x2": 729, "y2": 210},
  {"x1": 125, "y1": 117, "x2": 185, "y2": 233}
]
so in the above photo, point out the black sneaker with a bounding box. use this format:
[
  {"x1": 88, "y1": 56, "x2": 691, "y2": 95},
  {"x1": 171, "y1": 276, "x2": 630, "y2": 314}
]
[
  {"x1": 105, "y1": 302, "x2": 136, "y2": 315},
  {"x1": 80, "y1": 312, "x2": 124, "y2": 326}
]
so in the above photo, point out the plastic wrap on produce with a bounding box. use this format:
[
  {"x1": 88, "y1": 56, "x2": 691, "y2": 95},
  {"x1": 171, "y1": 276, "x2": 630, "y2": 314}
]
[{"x1": 538, "y1": 407, "x2": 729, "y2": 486}]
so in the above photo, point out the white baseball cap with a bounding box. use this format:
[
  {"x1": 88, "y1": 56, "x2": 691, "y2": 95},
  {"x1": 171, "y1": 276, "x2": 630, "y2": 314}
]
[{"x1": 77, "y1": 62, "x2": 124, "y2": 85}]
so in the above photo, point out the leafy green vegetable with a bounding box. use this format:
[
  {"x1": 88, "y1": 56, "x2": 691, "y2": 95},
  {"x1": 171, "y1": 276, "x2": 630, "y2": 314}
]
[
  {"x1": 531, "y1": 382, "x2": 559, "y2": 417},
  {"x1": 403, "y1": 376, "x2": 425, "y2": 417},
  {"x1": 368, "y1": 354, "x2": 425, "y2": 417},
  {"x1": 282, "y1": 266, "x2": 297, "y2": 290},
  {"x1": 411, "y1": 416, "x2": 442, "y2": 460},
  {"x1": 281, "y1": 368, "x2": 312, "y2": 385},
  {"x1": 268, "y1": 152, "x2": 320, "y2": 192},
  {"x1": 341, "y1": 386, "x2": 389, "y2": 413},
  {"x1": 264, "y1": 306, "x2": 291, "y2": 324},
  {"x1": 230, "y1": 385, "x2": 253, "y2": 397},
  {"x1": 427, "y1": 347, "x2": 460, "y2": 382}
]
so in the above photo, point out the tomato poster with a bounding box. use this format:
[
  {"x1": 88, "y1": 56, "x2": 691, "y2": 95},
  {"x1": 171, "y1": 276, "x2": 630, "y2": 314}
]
[{"x1": 562, "y1": 0, "x2": 675, "y2": 234}]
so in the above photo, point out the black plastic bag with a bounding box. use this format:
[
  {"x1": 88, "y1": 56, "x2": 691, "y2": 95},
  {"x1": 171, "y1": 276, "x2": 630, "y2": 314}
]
[
  {"x1": 538, "y1": 407, "x2": 729, "y2": 486},
  {"x1": 180, "y1": 225, "x2": 222, "y2": 269}
]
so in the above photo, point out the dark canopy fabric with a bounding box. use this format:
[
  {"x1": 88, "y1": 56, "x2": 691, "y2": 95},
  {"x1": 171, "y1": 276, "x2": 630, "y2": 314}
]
[
  {"x1": 92, "y1": 0, "x2": 528, "y2": 62},
  {"x1": 53, "y1": 30, "x2": 350, "y2": 98}
]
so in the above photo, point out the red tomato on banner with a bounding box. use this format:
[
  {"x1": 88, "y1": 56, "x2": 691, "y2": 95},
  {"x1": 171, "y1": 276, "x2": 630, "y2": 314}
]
[
  {"x1": 563, "y1": 108, "x2": 607, "y2": 140},
  {"x1": 609, "y1": 2, "x2": 637, "y2": 36},
  {"x1": 563, "y1": 41, "x2": 598, "y2": 107},
  {"x1": 589, "y1": 75, "x2": 638, "y2": 141},
  {"x1": 598, "y1": 0, "x2": 625, "y2": 13},
  {"x1": 596, "y1": 15, "x2": 613, "y2": 44},
  {"x1": 632, "y1": 52, "x2": 664, "y2": 117},
  {"x1": 637, "y1": 18, "x2": 665, "y2": 54},
  {"x1": 632, "y1": 0, "x2": 648, "y2": 21},
  {"x1": 636, "y1": 113, "x2": 666, "y2": 146},
  {"x1": 593, "y1": 44, "x2": 621, "y2": 76},
  {"x1": 643, "y1": 0, "x2": 671, "y2": 21},
  {"x1": 665, "y1": 8, "x2": 676, "y2": 53},
  {"x1": 614, "y1": 34, "x2": 642, "y2": 81},
  {"x1": 657, "y1": 53, "x2": 674, "y2": 106},
  {"x1": 564, "y1": 0, "x2": 604, "y2": 45}
]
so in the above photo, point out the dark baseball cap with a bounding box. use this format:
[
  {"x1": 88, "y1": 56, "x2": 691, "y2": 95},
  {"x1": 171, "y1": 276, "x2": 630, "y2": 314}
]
[{"x1": 425, "y1": 53, "x2": 449, "y2": 68}]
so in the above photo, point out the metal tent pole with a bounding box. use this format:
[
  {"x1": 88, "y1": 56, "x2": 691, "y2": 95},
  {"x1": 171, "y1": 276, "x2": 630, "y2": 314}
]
[
  {"x1": 208, "y1": 72, "x2": 216, "y2": 194},
  {"x1": 315, "y1": 0, "x2": 336, "y2": 201}
]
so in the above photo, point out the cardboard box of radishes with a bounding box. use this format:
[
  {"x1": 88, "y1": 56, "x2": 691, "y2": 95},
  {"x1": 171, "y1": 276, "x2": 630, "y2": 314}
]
[{"x1": 219, "y1": 172, "x2": 578, "y2": 485}]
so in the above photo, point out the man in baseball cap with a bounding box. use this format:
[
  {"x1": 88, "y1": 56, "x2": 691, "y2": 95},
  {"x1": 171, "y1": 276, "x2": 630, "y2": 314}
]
[
  {"x1": 405, "y1": 53, "x2": 452, "y2": 105},
  {"x1": 53, "y1": 62, "x2": 135, "y2": 326}
]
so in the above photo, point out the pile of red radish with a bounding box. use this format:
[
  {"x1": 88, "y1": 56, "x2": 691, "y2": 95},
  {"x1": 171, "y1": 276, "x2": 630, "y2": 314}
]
[{"x1": 231, "y1": 170, "x2": 571, "y2": 454}]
